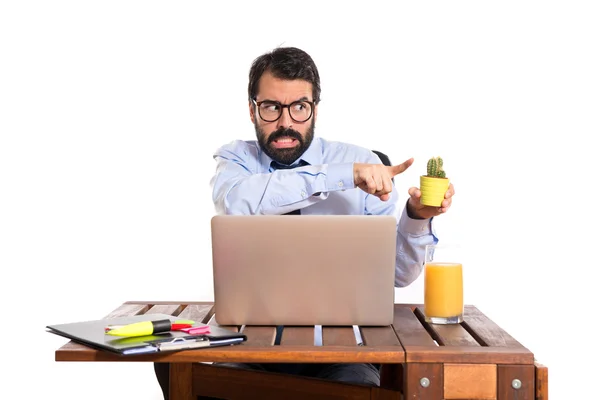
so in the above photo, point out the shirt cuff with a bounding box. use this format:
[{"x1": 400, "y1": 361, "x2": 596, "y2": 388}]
[
  {"x1": 399, "y1": 206, "x2": 432, "y2": 236},
  {"x1": 325, "y1": 163, "x2": 355, "y2": 192}
]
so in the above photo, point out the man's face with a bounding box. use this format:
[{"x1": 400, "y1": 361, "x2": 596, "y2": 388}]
[{"x1": 250, "y1": 72, "x2": 317, "y2": 165}]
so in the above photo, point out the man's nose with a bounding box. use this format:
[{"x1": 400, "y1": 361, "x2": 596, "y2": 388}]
[{"x1": 277, "y1": 108, "x2": 293, "y2": 129}]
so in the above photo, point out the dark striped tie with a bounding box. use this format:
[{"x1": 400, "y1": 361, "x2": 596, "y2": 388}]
[{"x1": 270, "y1": 161, "x2": 302, "y2": 348}]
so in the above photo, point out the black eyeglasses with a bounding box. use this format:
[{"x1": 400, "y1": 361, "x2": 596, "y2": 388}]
[{"x1": 252, "y1": 99, "x2": 314, "y2": 123}]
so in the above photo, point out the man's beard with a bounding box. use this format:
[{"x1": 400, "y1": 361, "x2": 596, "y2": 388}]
[{"x1": 255, "y1": 119, "x2": 315, "y2": 165}]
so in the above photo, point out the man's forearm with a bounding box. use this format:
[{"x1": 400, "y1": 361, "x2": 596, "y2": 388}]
[
  {"x1": 211, "y1": 161, "x2": 354, "y2": 215},
  {"x1": 394, "y1": 208, "x2": 437, "y2": 287}
]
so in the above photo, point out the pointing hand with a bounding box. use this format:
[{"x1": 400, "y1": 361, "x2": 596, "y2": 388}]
[{"x1": 353, "y1": 158, "x2": 414, "y2": 201}]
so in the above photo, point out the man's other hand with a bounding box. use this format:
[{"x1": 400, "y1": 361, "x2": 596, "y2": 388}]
[{"x1": 406, "y1": 183, "x2": 455, "y2": 219}]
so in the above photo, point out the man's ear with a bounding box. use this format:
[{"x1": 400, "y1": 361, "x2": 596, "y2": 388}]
[
  {"x1": 249, "y1": 101, "x2": 256, "y2": 124},
  {"x1": 313, "y1": 103, "x2": 318, "y2": 122}
]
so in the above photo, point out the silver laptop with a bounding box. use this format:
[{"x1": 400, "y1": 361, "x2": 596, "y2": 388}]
[{"x1": 211, "y1": 215, "x2": 397, "y2": 326}]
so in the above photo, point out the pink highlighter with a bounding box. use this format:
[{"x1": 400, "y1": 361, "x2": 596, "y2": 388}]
[{"x1": 179, "y1": 325, "x2": 211, "y2": 335}]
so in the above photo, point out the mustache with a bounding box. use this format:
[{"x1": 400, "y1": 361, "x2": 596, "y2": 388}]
[{"x1": 268, "y1": 128, "x2": 303, "y2": 143}]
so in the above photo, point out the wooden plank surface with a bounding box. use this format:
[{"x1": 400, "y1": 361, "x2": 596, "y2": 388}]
[
  {"x1": 56, "y1": 345, "x2": 406, "y2": 363},
  {"x1": 360, "y1": 326, "x2": 401, "y2": 347},
  {"x1": 414, "y1": 307, "x2": 480, "y2": 347},
  {"x1": 391, "y1": 305, "x2": 436, "y2": 347},
  {"x1": 147, "y1": 303, "x2": 185, "y2": 316},
  {"x1": 54, "y1": 302, "x2": 535, "y2": 367},
  {"x1": 430, "y1": 324, "x2": 481, "y2": 346},
  {"x1": 402, "y1": 305, "x2": 535, "y2": 366},
  {"x1": 177, "y1": 304, "x2": 214, "y2": 323},
  {"x1": 242, "y1": 326, "x2": 277, "y2": 346},
  {"x1": 102, "y1": 303, "x2": 150, "y2": 318},
  {"x1": 53, "y1": 300, "x2": 546, "y2": 400},
  {"x1": 280, "y1": 327, "x2": 315, "y2": 346},
  {"x1": 323, "y1": 327, "x2": 358, "y2": 346},
  {"x1": 55, "y1": 301, "x2": 403, "y2": 363},
  {"x1": 462, "y1": 306, "x2": 526, "y2": 348},
  {"x1": 404, "y1": 345, "x2": 534, "y2": 364}
]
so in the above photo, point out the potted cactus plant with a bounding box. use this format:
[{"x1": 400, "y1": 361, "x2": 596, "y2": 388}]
[{"x1": 420, "y1": 156, "x2": 450, "y2": 207}]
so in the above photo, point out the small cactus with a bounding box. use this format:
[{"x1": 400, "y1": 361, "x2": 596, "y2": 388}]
[{"x1": 427, "y1": 156, "x2": 446, "y2": 178}]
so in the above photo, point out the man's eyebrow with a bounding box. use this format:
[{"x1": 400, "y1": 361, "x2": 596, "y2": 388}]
[{"x1": 261, "y1": 96, "x2": 311, "y2": 104}]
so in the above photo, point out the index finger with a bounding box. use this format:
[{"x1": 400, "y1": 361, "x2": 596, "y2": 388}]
[{"x1": 386, "y1": 157, "x2": 414, "y2": 176}]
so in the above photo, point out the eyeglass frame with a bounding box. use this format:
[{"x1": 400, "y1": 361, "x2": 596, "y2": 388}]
[{"x1": 252, "y1": 98, "x2": 315, "y2": 123}]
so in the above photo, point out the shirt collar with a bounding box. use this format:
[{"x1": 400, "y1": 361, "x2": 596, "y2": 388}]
[
  {"x1": 260, "y1": 137, "x2": 323, "y2": 171},
  {"x1": 299, "y1": 137, "x2": 322, "y2": 166}
]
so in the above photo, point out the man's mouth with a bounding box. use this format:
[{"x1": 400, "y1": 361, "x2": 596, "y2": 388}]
[{"x1": 271, "y1": 137, "x2": 299, "y2": 149}]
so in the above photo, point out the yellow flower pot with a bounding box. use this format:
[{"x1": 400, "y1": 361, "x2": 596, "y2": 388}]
[{"x1": 420, "y1": 175, "x2": 450, "y2": 207}]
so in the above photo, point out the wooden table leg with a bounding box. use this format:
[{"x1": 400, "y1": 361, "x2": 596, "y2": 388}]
[
  {"x1": 535, "y1": 362, "x2": 549, "y2": 400},
  {"x1": 169, "y1": 363, "x2": 194, "y2": 400},
  {"x1": 380, "y1": 364, "x2": 403, "y2": 392}
]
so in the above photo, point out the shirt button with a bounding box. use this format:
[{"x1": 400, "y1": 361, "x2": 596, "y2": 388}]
[
  {"x1": 301, "y1": 191, "x2": 307, "y2": 197},
  {"x1": 337, "y1": 181, "x2": 344, "y2": 187}
]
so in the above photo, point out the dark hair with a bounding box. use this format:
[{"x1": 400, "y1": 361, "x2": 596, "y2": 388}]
[{"x1": 248, "y1": 47, "x2": 321, "y2": 104}]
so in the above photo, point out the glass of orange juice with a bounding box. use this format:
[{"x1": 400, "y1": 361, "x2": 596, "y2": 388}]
[{"x1": 424, "y1": 244, "x2": 463, "y2": 324}]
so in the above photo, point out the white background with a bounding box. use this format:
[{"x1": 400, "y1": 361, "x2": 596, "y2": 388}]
[{"x1": 1, "y1": 1, "x2": 598, "y2": 399}]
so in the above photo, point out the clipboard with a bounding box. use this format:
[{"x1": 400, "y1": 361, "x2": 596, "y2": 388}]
[{"x1": 46, "y1": 313, "x2": 246, "y2": 355}]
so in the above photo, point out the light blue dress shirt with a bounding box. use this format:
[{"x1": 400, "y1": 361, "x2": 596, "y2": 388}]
[{"x1": 210, "y1": 137, "x2": 438, "y2": 287}]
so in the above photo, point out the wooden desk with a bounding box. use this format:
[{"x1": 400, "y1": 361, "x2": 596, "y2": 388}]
[{"x1": 54, "y1": 301, "x2": 548, "y2": 400}]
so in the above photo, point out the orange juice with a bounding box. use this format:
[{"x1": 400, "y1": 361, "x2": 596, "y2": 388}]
[{"x1": 424, "y1": 262, "x2": 463, "y2": 319}]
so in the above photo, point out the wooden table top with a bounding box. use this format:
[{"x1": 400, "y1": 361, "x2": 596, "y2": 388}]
[{"x1": 55, "y1": 301, "x2": 534, "y2": 365}]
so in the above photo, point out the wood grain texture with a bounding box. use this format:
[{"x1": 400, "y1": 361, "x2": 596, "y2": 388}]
[
  {"x1": 404, "y1": 345, "x2": 534, "y2": 364},
  {"x1": 146, "y1": 303, "x2": 185, "y2": 316},
  {"x1": 192, "y1": 363, "x2": 375, "y2": 400},
  {"x1": 432, "y1": 323, "x2": 481, "y2": 346},
  {"x1": 280, "y1": 327, "x2": 315, "y2": 346},
  {"x1": 169, "y1": 363, "x2": 194, "y2": 400},
  {"x1": 380, "y1": 364, "x2": 403, "y2": 392},
  {"x1": 56, "y1": 345, "x2": 406, "y2": 363},
  {"x1": 414, "y1": 307, "x2": 480, "y2": 347},
  {"x1": 177, "y1": 304, "x2": 213, "y2": 323},
  {"x1": 360, "y1": 326, "x2": 401, "y2": 347},
  {"x1": 535, "y1": 361, "x2": 548, "y2": 400},
  {"x1": 370, "y1": 388, "x2": 402, "y2": 400},
  {"x1": 242, "y1": 326, "x2": 277, "y2": 346},
  {"x1": 392, "y1": 305, "x2": 436, "y2": 347},
  {"x1": 404, "y1": 363, "x2": 443, "y2": 400},
  {"x1": 102, "y1": 303, "x2": 150, "y2": 319},
  {"x1": 53, "y1": 301, "x2": 546, "y2": 400},
  {"x1": 443, "y1": 363, "x2": 497, "y2": 399},
  {"x1": 323, "y1": 327, "x2": 359, "y2": 346},
  {"x1": 461, "y1": 306, "x2": 525, "y2": 348},
  {"x1": 497, "y1": 364, "x2": 535, "y2": 400}
]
